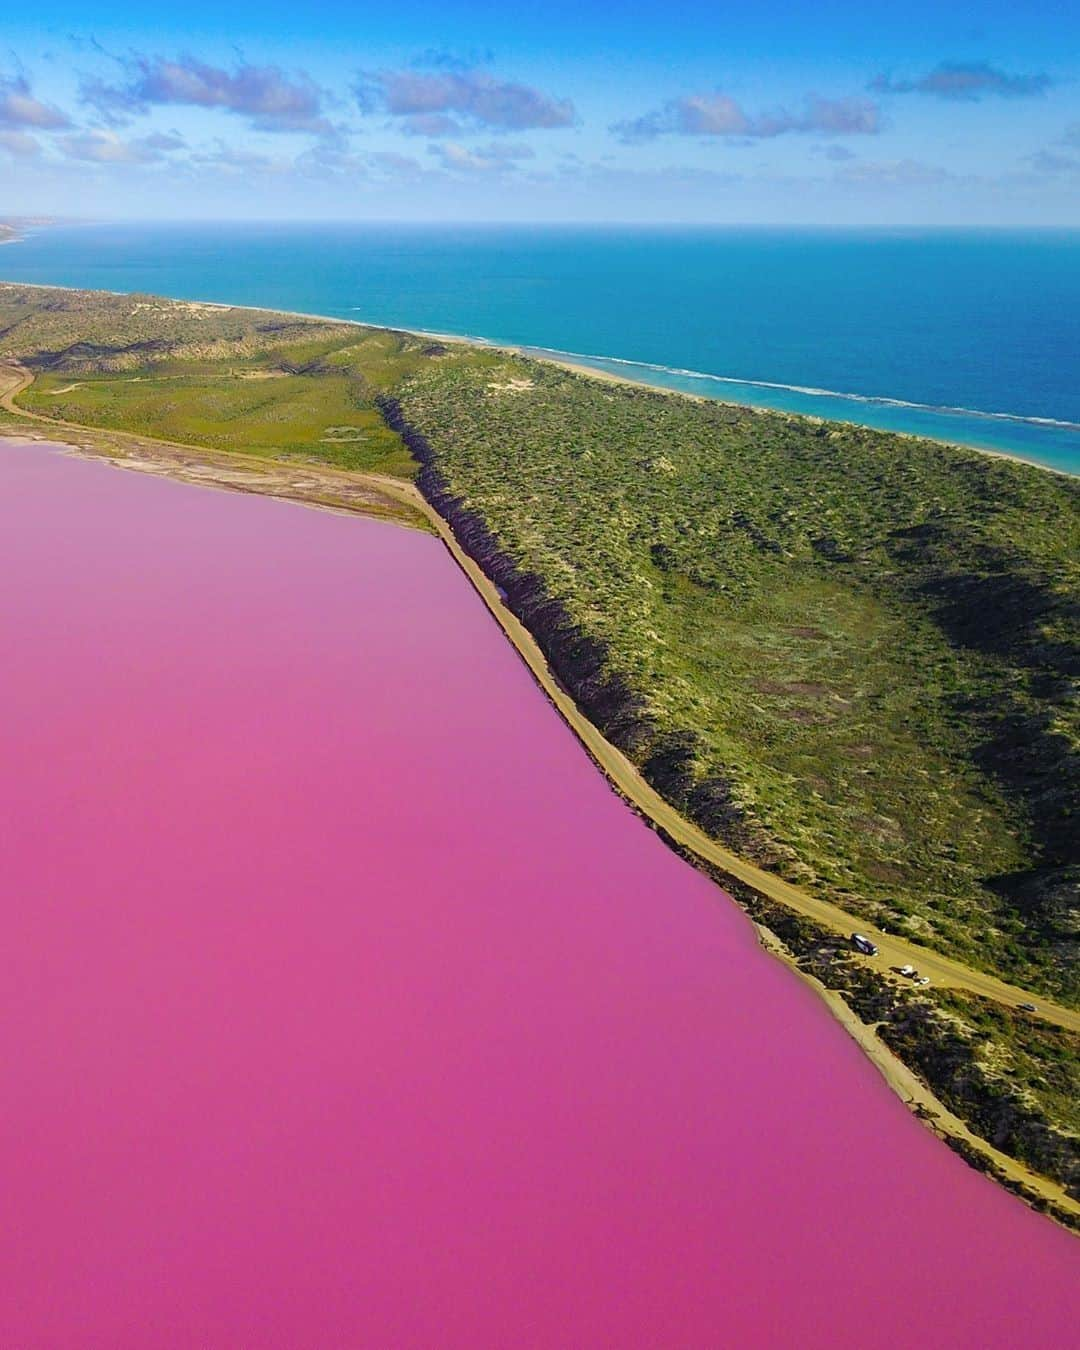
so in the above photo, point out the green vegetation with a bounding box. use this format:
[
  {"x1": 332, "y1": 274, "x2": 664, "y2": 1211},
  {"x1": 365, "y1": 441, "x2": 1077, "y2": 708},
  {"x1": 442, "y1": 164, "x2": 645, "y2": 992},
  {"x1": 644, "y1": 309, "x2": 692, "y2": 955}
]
[
  {"x1": 929, "y1": 990, "x2": 1080, "y2": 1147},
  {"x1": 389, "y1": 355, "x2": 1079, "y2": 1003},
  {"x1": 1, "y1": 282, "x2": 1076, "y2": 1191},
  {"x1": 0, "y1": 285, "x2": 437, "y2": 477},
  {"x1": 23, "y1": 360, "x2": 418, "y2": 476}
]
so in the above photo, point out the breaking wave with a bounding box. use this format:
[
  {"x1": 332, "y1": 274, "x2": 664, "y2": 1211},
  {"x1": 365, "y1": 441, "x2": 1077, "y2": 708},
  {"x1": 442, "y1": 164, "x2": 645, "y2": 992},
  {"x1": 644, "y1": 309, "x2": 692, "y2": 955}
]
[{"x1": 520, "y1": 344, "x2": 1080, "y2": 433}]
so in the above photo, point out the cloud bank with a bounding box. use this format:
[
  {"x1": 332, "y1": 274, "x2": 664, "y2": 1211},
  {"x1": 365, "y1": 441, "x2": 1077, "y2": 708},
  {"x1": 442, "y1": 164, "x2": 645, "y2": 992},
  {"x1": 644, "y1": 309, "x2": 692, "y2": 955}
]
[
  {"x1": 612, "y1": 93, "x2": 879, "y2": 142},
  {"x1": 0, "y1": 129, "x2": 43, "y2": 157},
  {"x1": 59, "y1": 128, "x2": 180, "y2": 164},
  {"x1": 356, "y1": 69, "x2": 575, "y2": 134},
  {"x1": 870, "y1": 62, "x2": 1052, "y2": 101},
  {"x1": 0, "y1": 74, "x2": 70, "y2": 130},
  {"x1": 82, "y1": 55, "x2": 336, "y2": 136},
  {"x1": 428, "y1": 140, "x2": 535, "y2": 173}
]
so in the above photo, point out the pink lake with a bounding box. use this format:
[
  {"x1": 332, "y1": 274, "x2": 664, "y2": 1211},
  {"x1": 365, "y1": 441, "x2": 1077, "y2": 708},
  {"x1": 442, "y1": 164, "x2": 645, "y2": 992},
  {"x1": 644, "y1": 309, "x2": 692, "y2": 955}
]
[{"x1": 1, "y1": 438, "x2": 1076, "y2": 1348}]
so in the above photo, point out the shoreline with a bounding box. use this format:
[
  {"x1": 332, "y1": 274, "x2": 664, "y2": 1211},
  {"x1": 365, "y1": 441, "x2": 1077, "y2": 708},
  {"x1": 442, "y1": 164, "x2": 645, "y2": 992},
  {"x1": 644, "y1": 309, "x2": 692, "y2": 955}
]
[
  {"x1": 1, "y1": 319, "x2": 1075, "y2": 1024},
  {"x1": 751, "y1": 922, "x2": 1080, "y2": 1225},
  {"x1": 5, "y1": 431, "x2": 1076, "y2": 1343},
  {"x1": 2, "y1": 375, "x2": 1078, "y2": 1229},
  {"x1": 404, "y1": 326, "x2": 1074, "y2": 477},
  {"x1": 396, "y1": 470, "x2": 1080, "y2": 1229},
  {"x1": 1, "y1": 278, "x2": 1074, "y2": 478},
  {"x1": 2, "y1": 282, "x2": 1078, "y2": 1224},
  {"x1": 0, "y1": 368, "x2": 430, "y2": 534}
]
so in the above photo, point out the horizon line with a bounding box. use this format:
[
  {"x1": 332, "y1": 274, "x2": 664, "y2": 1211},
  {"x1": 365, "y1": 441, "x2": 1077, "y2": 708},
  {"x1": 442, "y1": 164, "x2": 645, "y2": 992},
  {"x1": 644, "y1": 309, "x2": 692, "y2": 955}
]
[{"x1": 9, "y1": 217, "x2": 1080, "y2": 231}]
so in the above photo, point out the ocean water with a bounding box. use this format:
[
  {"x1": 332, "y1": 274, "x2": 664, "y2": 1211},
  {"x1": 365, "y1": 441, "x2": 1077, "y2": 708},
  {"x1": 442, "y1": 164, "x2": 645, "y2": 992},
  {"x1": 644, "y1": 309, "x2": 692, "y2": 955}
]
[
  {"x1": 4, "y1": 437, "x2": 1078, "y2": 1346},
  {"x1": 3, "y1": 222, "x2": 1079, "y2": 473}
]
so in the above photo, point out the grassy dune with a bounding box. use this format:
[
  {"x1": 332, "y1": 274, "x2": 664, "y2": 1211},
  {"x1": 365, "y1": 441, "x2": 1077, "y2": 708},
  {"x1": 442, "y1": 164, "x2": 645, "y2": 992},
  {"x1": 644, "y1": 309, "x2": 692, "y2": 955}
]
[
  {"x1": 24, "y1": 361, "x2": 417, "y2": 476},
  {"x1": 1, "y1": 291, "x2": 435, "y2": 477}
]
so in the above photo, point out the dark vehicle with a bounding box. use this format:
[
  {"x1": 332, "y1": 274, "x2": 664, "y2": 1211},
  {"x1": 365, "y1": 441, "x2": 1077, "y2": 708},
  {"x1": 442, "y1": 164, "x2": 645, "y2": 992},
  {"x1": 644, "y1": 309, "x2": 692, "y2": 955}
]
[
  {"x1": 1018, "y1": 1002, "x2": 1038, "y2": 1013},
  {"x1": 850, "y1": 933, "x2": 878, "y2": 957}
]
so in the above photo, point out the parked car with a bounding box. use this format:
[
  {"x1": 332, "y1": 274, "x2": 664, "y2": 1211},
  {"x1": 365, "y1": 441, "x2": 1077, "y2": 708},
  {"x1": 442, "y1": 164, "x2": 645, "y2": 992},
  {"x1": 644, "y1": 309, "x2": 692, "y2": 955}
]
[
  {"x1": 1018, "y1": 1002, "x2": 1038, "y2": 1013},
  {"x1": 915, "y1": 976, "x2": 930, "y2": 986},
  {"x1": 896, "y1": 964, "x2": 916, "y2": 978},
  {"x1": 850, "y1": 933, "x2": 878, "y2": 956}
]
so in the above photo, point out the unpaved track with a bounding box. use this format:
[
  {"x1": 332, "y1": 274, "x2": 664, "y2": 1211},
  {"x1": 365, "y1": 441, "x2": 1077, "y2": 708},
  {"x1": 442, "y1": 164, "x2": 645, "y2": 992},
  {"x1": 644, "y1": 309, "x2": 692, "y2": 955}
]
[
  {"x1": 0, "y1": 363, "x2": 33, "y2": 411},
  {"x1": 368, "y1": 471, "x2": 1080, "y2": 1035}
]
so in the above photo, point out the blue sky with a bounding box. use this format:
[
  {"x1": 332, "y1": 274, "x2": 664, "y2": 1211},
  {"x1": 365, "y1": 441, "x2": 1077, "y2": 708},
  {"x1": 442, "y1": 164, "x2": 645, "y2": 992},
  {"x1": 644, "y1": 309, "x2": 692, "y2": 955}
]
[{"x1": 3, "y1": 0, "x2": 1079, "y2": 222}]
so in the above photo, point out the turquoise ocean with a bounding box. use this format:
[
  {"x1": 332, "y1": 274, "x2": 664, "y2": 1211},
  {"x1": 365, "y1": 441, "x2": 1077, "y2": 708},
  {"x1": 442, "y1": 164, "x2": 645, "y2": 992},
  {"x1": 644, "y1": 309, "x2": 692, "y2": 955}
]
[{"x1": 3, "y1": 222, "x2": 1078, "y2": 473}]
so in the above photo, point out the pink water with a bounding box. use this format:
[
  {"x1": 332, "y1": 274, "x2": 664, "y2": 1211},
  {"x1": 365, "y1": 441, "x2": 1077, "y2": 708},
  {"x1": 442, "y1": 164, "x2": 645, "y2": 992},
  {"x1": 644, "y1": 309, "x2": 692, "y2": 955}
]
[{"x1": 1, "y1": 439, "x2": 1076, "y2": 1348}]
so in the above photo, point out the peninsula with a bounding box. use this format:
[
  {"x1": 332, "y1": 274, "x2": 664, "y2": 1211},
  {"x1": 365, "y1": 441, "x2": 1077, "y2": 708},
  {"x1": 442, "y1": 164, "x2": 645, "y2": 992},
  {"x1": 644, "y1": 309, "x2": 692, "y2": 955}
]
[{"x1": 1, "y1": 280, "x2": 1076, "y2": 1224}]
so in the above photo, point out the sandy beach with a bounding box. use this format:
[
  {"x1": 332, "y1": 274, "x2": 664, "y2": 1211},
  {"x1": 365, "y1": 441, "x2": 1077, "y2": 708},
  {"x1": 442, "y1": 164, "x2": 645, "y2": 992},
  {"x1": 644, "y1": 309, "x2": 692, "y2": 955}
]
[{"x1": 2, "y1": 279, "x2": 1071, "y2": 477}]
